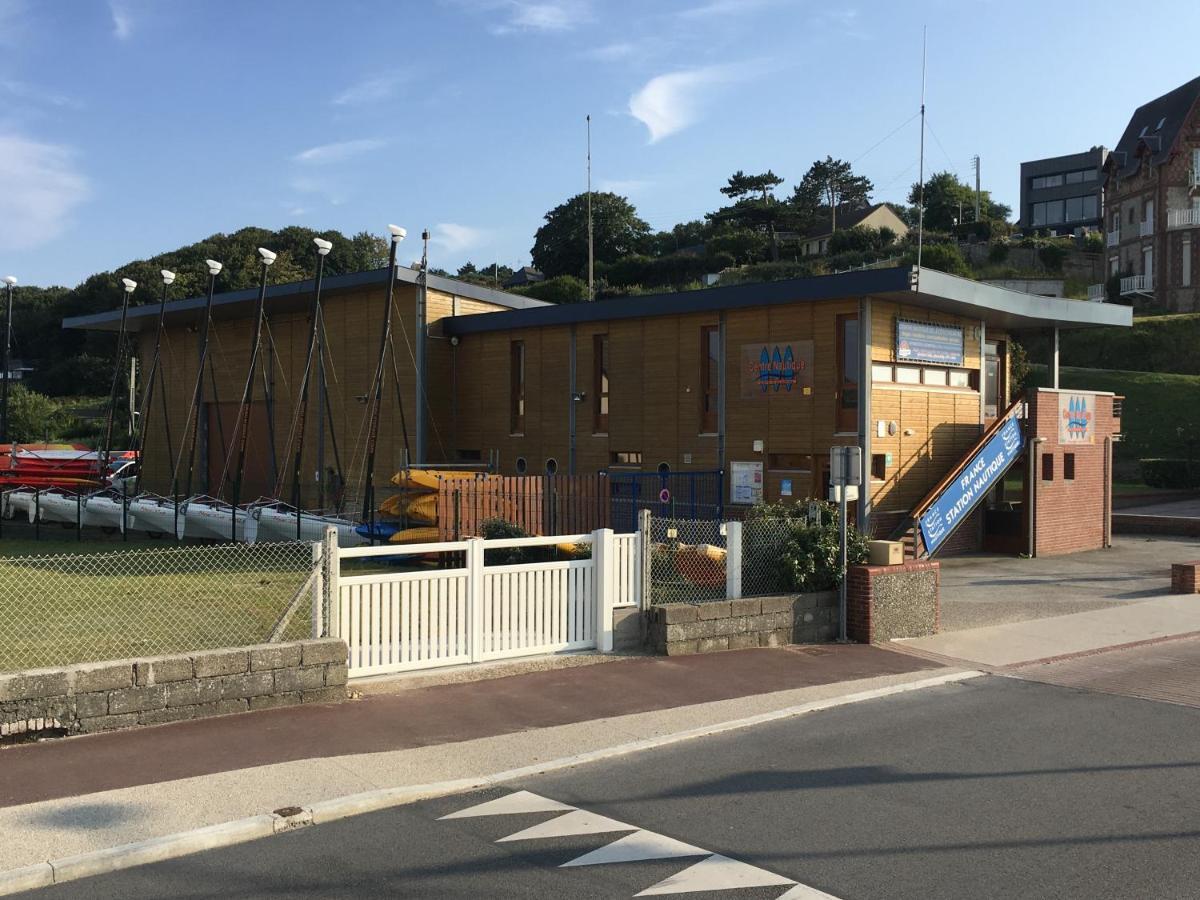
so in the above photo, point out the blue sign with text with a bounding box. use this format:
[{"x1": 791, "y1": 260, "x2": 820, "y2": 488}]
[
  {"x1": 896, "y1": 319, "x2": 965, "y2": 366},
  {"x1": 919, "y1": 416, "x2": 1024, "y2": 555}
]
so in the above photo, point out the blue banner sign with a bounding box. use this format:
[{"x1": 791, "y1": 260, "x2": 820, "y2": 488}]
[
  {"x1": 896, "y1": 319, "x2": 964, "y2": 366},
  {"x1": 919, "y1": 416, "x2": 1024, "y2": 555}
]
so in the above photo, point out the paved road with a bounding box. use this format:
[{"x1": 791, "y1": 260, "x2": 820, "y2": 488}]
[{"x1": 23, "y1": 670, "x2": 1200, "y2": 899}]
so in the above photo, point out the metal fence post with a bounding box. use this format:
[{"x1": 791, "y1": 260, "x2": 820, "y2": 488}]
[
  {"x1": 638, "y1": 508, "x2": 652, "y2": 611},
  {"x1": 593, "y1": 527, "x2": 615, "y2": 652},
  {"x1": 467, "y1": 537, "x2": 484, "y2": 662},
  {"x1": 324, "y1": 525, "x2": 341, "y2": 639},
  {"x1": 725, "y1": 520, "x2": 742, "y2": 600},
  {"x1": 310, "y1": 534, "x2": 326, "y2": 639}
]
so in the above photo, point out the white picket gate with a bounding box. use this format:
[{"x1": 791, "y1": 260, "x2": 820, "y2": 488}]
[{"x1": 325, "y1": 529, "x2": 640, "y2": 678}]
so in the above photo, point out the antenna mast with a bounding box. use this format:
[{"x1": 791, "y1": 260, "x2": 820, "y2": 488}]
[
  {"x1": 587, "y1": 114, "x2": 594, "y2": 302},
  {"x1": 916, "y1": 25, "x2": 927, "y2": 290}
]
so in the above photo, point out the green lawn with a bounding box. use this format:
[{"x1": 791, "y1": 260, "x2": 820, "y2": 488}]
[{"x1": 0, "y1": 541, "x2": 317, "y2": 672}]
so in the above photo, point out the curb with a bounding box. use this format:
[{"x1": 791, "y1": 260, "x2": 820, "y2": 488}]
[{"x1": 0, "y1": 669, "x2": 981, "y2": 896}]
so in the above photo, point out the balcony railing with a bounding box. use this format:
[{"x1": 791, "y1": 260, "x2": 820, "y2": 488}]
[
  {"x1": 1139, "y1": 219, "x2": 1154, "y2": 237},
  {"x1": 1087, "y1": 283, "x2": 1107, "y2": 302},
  {"x1": 1106, "y1": 229, "x2": 1120, "y2": 247},
  {"x1": 1167, "y1": 207, "x2": 1200, "y2": 229},
  {"x1": 1120, "y1": 274, "x2": 1153, "y2": 295}
]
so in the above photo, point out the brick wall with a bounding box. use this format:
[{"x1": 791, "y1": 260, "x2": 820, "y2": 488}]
[
  {"x1": 649, "y1": 593, "x2": 838, "y2": 655},
  {"x1": 1028, "y1": 389, "x2": 1115, "y2": 556},
  {"x1": 0, "y1": 639, "x2": 348, "y2": 740},
  {"x1": 846, "y1": 560, "x2": 939, "y2": 643}
]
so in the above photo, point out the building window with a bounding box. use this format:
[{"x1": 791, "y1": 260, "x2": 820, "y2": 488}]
[
  {"x1": 593, "y1": 334, "x2": 609, "y2": 434},
  {"x1": 545, "y1": 458, "x2": 558, "y2": 475},
  {"x1": 515, "y1": 456, "x2": 527, "y2": 474},
  {"x1": 1083, "y1": 195, "x2": 1098, "y2": 219},
  {"x1": 611, "y1": 451, "x2": 642, "y2": 466},
  {"x1": 1042, "y1": 453, "x2": 1054, "y2": 481},
  {"x1": 895, "y1": 365, "x2": 921, "y2": 384},
  {"x1": 871, "y1": 454, "x2": 887, "y2": 481},
  {"x1": 509, "y1": 340, "x2": 525, "y2": 434},
  {"x1": 700, "y1": 325, "x2": 719, "y2": 434},
  {"x1": 657, "y1": 462, "x2": 671, "y2": 475},
  {"x1": 1063, "y1": 453, "x2": 1075, "y2": 481},
  {"x1": 1183, "y1": 236, "x2": 1192, "y2": 288},
  {"x1": 835, "y1": 313, "x2": 859, "y2": 432},
  {"x1": 768, "y1": 453, "x2": 809, "y2": 470}
]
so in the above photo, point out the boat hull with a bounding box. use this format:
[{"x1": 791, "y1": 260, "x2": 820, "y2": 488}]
[
  {"x1": 184, "y1": 501, "x2": 259, "y2": 543},
  {"x1": 128, "y1": 497, "x2": 187, "y2": 539},
  {"x1": 253, "y1": 507, "x2": 368, "y2": 546}
]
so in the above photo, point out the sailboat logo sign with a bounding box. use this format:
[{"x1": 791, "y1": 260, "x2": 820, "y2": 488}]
[
  {"x1": 1057, "y1": 393, "x2": 1095, "y2": 444},
  {"x1": 739, "y1": 340, "x2": 814, "y2": 399}
]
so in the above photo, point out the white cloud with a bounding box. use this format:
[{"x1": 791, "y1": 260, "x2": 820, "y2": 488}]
[
  {"x1": 109, "y1": 1, "x2": 132, "y2": 39},
  {"x1": 487, "y1": 0, "x2": 590, "y2": 34},
  {"x1": 629, "y1": 64, "x2": 759, "y2": 143},
  {"x1": 585, "y1": 41, "x2": 635, "y2": 61},
  {"x1": 678, "y1": 0, "x2": 780, "y2": 18},
  {"x1": 0, "y1": 135, "x2": 89, "y2": 250},
  {"x1": 332, "y1": 75, "x2": 406, "y2": 106},
  {"x1": 292, "y1": 139, "x2": 386, "y2": 165},
  {"x1": 431, "y1": 223, "x2": 488, "y2": 255},
  {"x1": 1, "y1": 80, "x2": 81, "y2": 109}
]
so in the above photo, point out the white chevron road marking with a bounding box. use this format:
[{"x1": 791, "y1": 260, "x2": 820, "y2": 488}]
[
  {"x1": 497, "y1": 809, "x2": 637, "y2": 842},
  {"x1": 775, "y1": 883, "x2": 844, "y2": 899},
  {"x1": 438, "y1": 790, "x2": 574, "y2": 819},
  {"x1": 560, "y1": 829, "x2": 709, "y2": 867},
  {"x1": 635, "y1": 853, "x2": 796, "y2": 895}
]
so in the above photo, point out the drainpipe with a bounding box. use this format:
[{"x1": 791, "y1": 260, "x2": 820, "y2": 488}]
[
  {"x1": 858, "y1": 296, "x2": 872, "y2": 531},
  {"x1": 717, "y1": 311, "x2": 727, "y2": 474},
  {"x1": 568, "y1": 325, "x2": 577, "y2": 475},
  {"x1": 1050, "y1": 327, "x2": 1060, "y2": 390},
  {"x1": 1103, "y1": 434, "x2": 1113, "y2": 548}
]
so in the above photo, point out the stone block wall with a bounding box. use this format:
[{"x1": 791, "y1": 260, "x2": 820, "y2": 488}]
[
  {"x1": 846, "y1": 561, "x2": 939, "y2": 643},
  {"x1": 649, "y1": 593, "x2": 837, "y2": 656},
  {"x1": 0, "y1": 638, "x2": 348, "y2": 740}
]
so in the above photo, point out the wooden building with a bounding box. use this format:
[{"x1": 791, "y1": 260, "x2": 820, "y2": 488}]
[{"x1": 65, "y1": 264, "x2": 1131, "y2": 552}]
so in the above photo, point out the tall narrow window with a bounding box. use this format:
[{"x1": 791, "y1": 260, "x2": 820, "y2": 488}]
[
  {"x1": 593, "y1": 334, "x2": 609, "y2": 434},
  {"x1": 1183, "y1": 236, "x2": 1192, "y2": 288},
  {"x1": 509, "y1": 340, "x2": 525, "y2": 435},
  {"x1": 700, "y1": 325, "x2": 719, "y2": 434},
  {"x1": 835, "y1": 314, "x2": 859, "y2": 433}
]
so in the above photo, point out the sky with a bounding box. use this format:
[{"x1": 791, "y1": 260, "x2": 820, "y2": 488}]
[{"x1": 3, "y1": 0, "x2": 1200, "y2": 288}]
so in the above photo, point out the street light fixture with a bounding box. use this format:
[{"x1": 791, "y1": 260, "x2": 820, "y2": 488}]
[{"x1": 388, "y1": 224, "x2": 407, "y2": 243}]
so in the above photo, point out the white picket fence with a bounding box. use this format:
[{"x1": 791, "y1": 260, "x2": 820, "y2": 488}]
[{"x1": 324, "y1": 529, "x2": 641, "y2": 679}]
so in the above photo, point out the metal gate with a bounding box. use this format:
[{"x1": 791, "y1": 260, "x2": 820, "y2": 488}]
[{"x1": 608, "y1": 471, "x2": 724, "y2": 535}]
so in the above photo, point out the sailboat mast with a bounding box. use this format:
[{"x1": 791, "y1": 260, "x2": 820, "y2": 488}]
[
  {"x1": 288, "y1": 238, "x2": 331, "y2": 532},
  {"x1": 361, "y1": 226, "x2": 405, "y2": 533},
  {"x1": 100, "y1": 278, "x2": 137, "y2": 481},
  {"x1": 181, "y1": 262, "x2": 222, "y2": 498},
  {"x1": 132, "y1": 270, "x2": 175, "y2": 495}
]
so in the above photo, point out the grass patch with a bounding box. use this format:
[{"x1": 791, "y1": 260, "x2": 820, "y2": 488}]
[{"x1": 0, "y1": 541, "x2": 317, "y2": 672}]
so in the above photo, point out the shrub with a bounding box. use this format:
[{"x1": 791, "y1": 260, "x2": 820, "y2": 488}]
[
  {"x1": 513, "y1": 275, "x2": 589, "y2": 304},
  {"x1": 987, "y1": 242, "x2": 1010, "y2": 264},
  {"x1": 1037, "y1": 243, "x2": 1068, "y2": 272},
  {"x1": 1138, "y1": 459, "x2": 1200, "y2": 489},
  {"x1": 902, "y1": 242, "x2": 970, "y2": 277},
  {"x1": 745, "y1": 500, "x2": 869, "y2": 593}
]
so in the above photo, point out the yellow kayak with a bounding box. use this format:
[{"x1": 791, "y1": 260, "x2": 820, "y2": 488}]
[
  {"x1": 389, "y1": 469, "x2": 482, "y2": 491},
  {"x1": 379, "y1": 493, "x2": 405, "y2": 516},
  {"x1": 388, "y1": 526, "x2": 439, "y2": 544}
]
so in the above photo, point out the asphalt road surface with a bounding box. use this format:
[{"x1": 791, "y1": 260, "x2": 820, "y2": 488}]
[{"x1": 23, "y1": 668, "x2": 1200, "y2": 900}]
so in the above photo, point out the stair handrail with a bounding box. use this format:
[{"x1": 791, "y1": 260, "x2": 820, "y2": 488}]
[{"x1": 888, "y1": 394, "x2": 1026, "y2": 542}]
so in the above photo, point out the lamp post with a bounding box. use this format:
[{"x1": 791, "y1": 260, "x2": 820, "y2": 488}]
[
  {"x1": 132, "y1": 269, "x2": 175, "y2": 496},
  {"x1": 100, "y1": 277, "x2": 138, "y2": 480},
  {"x1": 1, "y1": 275, "x2": 16, "y2": 444},
  {"x1": 181, "y1": 260, "x2": 222, "y2": 500},
  {"x1": 290, "y1": 236, "x2": 332, "y2": 538},
  {"x1": 362, "y1": 224, "x2": 406, "y2": 542}
]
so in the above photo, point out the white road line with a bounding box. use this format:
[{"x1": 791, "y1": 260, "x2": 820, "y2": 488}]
[
  {"x1": 635, "y1": 853, "x2": 796, "y2": 895},
  {"x1": 497, "y1": 809, "x2": 636, "y2": 842},
  {"x1": 776, "y1": 883, "x2": 844, "y2": 899},
  {"x1": 438, "y1": 790, "x2": 573, "y2": 819},
  {"x1": 560, "y1": 830, "x2": 708, "y2": 868}
]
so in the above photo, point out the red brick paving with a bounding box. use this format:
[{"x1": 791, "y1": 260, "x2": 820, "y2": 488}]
[{"x1": 0, "y1": 646, "x2": 939, "y2": 809}]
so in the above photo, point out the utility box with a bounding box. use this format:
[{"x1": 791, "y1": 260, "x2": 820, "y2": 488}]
[{"x1": 868, "y1": 540, "x2": 904, "y2": 566}]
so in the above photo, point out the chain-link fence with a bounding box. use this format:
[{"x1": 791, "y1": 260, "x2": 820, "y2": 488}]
[
  {"x1": 0, "y1": 541, "x2": 320, "y2": 673},
  {"x1": 739, "y1": 517, "x2": 794, "y2": 598},
  {"x1": 647, "y1": 517, "x2": 727, "y2": 606}
]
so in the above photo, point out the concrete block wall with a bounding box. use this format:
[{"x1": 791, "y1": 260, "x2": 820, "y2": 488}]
[
  {"x1": 649, "y1": 592, "x2": 837, "y2": 656},
  {"x1": 0, "y1": 639, "x2": 348, "y2": 740},
  {"x1": 847, "y1": 561, "x2": 939, "y2": 643}
]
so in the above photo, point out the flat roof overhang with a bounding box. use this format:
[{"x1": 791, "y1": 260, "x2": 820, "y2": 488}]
[
  {"x1": 62, "y1": 266, "x2": 547, "y2": 333},
  {"x1": 442, "y1": 266, "x2": 1133, "y2": 337}
]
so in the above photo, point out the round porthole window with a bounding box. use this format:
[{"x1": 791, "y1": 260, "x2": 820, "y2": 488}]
[
  {"x1": 515, "y1": 457, "x2": 528, "y2": 474},
  {"x1": 545, "y1": 458, "x2": 559, "y2": 475},
  {"x1": 657, "y1": 462, "x2": 671, "y2": 475}
]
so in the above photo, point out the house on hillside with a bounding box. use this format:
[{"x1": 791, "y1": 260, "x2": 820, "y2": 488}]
[
  {"x1": 796, "y1": 203, "x2": 909, "y2": 257},
  {"x1": 1019, "y1": 147, "x2": 1107, "y2": 235},
  {"x1": 503, "y1": 266, "x2": 544, "y2": 288},
  {"x1": 1099, "y1": 75, "x2": 1200, "y2": 311}
]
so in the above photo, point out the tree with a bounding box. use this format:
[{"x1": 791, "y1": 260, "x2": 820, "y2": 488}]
[
  {"x1": 907, "y1": 171, "x2": 1011, "y2": 232},
  {"x1": 720, "y1": 170, "x2": 785, "y2": 202},
  {"x1": 5, "y1": 384, "x2": 69, "y2": 443},
  {"x1": 792, "y1": 157, "x2": 874, "y2": 229},
  {"x1": 531, "y1": 193, "x2": 650, "y2": 279},
  {"x1": 512, "y1": 275, "x2": 589, "y2": 304}
]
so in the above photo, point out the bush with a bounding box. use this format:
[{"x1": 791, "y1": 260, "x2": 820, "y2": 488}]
[
  {"x1": 987, "y1": 242, "x2": 1010, "y2": 264},
  {"x1": 1138, "y1": 459, "x2": 1200, "y2": 489},
  {"x1": 746, "y1": 501, "x2": 869, "y2": 593},
  {"x1": 512, "y1": 275, "x2": 589, "y2": 304},
  {"x1": 902, "y1": 242, "x2": 970, "y2": 277},
  {"x1": 1037, "y1": 243, "x2": 1068, "y2": 272}
]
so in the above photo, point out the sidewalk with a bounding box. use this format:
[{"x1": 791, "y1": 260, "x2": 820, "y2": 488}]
[{"x1": 0, "y1": 646, "x2": 948, "y2": 875}]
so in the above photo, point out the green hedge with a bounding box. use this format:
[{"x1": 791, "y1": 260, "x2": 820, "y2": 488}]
[
  {"x1": 1025, "y1": 314, "x2": 1200, "y2": 376},
  {"x1": 1138, "y1": 459, "x2": 1200, "y2": 489}
]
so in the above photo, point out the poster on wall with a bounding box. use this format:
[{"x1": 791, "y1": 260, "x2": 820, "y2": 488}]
[
  {"x1": 739, "y1": 340, "x2": 815, "y2": 398},
  {"x1": 730, "y1": 461, "x2": 764, "y2": 505},
  {"x1": 1058, "y1": 392, "x2": 1096, "y2": 444},
  {"x1": 896, "y1": 319, "x2": 964, "y2": 366}
]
